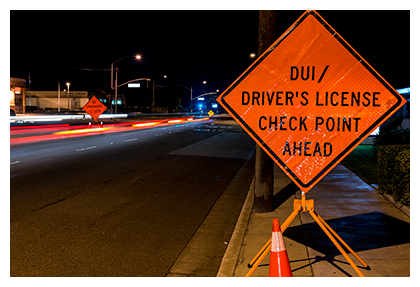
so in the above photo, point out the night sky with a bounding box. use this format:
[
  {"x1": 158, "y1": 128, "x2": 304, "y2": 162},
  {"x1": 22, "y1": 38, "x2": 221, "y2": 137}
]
[{"x1": 10, "y1": 10, "x2": 410, "y2": 106}]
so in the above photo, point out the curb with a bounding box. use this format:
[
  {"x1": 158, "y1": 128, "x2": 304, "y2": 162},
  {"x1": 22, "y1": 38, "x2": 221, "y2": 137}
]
[
  {"x1": 371, "y1": 184, "x2": 410, "y2": 218},
  {"x1": 217, "y1": 178, "x2": 254, "y2": 277},
  {"x1": 380, "y1": 193, "x2": 410, "y2": 218}
]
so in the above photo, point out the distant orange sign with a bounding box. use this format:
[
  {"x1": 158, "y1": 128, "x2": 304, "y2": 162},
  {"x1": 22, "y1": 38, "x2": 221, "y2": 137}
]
[
  {"x1": 217, "y1": 10, "x2": 407, "y2": 193},
  {"x1": 83, "y1": 96, "x2": 107, "y2": 121}
]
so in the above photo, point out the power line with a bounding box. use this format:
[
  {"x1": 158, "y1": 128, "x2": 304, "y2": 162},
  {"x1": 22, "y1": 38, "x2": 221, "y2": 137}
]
[{"x1": 59, "y1": 66, "x2": 112, "y2": 71}]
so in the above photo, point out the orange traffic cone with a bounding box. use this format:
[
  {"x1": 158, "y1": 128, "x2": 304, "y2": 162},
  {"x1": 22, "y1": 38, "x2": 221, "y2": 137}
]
[{"x1": 269, "y1": 218, "x2": 293, "y2": 277}]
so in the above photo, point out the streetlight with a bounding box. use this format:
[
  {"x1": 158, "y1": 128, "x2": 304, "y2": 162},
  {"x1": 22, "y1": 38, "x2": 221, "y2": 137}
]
[
  {"x1": 66, "y1": 82, "x2": 70, "y2": 111},
  {"x1": 111, "y1": 54, "x2": 141, "y2": 113},
  {"x1": 190, "y1": 81, "x2": 206, "y2": 112},
  {"x1": 191, "y1": 91, "x2": 219, "y2": 115}
]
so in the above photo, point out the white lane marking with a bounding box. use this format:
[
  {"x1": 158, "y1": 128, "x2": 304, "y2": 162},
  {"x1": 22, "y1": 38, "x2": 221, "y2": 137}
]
[
  {"x1": 10, "y1": 161, "x2": 20, "y2": 165},
  {"x1": 155, "y1": 133, "x2": 164, "y2": 136},
  {"x1": 124, "y1": 138, "x2": 137, "y2": 142},
  {"x1": 76, "y1": 146, "x2": 96, "y2": 152}
]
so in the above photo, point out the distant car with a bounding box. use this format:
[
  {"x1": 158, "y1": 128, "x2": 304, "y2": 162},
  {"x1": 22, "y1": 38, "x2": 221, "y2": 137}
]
[{"x1": 10, "y1": 109, "x2": 16, "y2": 116}]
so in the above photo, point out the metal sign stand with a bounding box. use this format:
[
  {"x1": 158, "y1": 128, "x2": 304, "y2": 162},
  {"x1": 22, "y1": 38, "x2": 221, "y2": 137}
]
[{"x1": 245, "y1": 192, "x2": 370, "y2": 277}]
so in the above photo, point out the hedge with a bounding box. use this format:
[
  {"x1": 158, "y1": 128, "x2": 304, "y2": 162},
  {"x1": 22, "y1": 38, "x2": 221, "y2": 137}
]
[{"x1": 377, "y1": 145, "x2": 410, "y2": 206}]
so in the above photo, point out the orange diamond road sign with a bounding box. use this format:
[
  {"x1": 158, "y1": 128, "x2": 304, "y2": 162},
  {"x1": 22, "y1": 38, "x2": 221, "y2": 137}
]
[
  {"x1": 217, "y1": 10, "x2": 407, "y2": 193},
  {"x1": 83, "y1": 96, "x2": 107, "y2": 121}
]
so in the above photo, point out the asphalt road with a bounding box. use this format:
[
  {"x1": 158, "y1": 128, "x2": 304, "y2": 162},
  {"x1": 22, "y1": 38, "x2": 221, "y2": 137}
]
[{"x1": 10, "y1": 118, "x2": 256, "y2": 276}]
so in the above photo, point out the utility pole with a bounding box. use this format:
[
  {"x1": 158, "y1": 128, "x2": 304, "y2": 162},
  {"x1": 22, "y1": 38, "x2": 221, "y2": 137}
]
[
  {"x1": 254, "y1": 10, "x2": 276, "y2": 213},
  {"x1": 111, "y1": 62, "x2": 114, "y2": 114},
  {"x1": 152, "y1": 80, "x2": 155, "y2": 115},
  {"x1": 115, "y1": 67, "x2": 118, "y2": 114},
  {"x1": 28, "y1": 70, "x2": 31, "y2": 108},
  {"x1": 58, "y1": 75, "x2": 60, "y2": 112}
]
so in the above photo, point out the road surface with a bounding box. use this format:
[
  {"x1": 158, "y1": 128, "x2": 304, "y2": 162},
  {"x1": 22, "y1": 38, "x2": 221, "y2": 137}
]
[{"x1": 10, "y1": 118, "x2": 256, "y2": 276}]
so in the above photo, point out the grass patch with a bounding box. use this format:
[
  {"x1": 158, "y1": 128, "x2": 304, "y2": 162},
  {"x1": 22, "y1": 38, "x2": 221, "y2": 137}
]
[{"x1": 341, "y1": 145, "x2": 378, "y2": 185}]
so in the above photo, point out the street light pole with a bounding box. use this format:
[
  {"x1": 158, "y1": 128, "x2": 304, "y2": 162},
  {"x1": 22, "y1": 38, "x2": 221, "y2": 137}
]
[
  {"x1": 110, "y1": 54, "x2": 141, "y2": 114},
  {"x1": 111, "y1": 62, "x2": 114, "y2": 93},
  {"x1": 66, "y1": 82, "x2": 70, "y2": 111},
  {"x1": 191, "y1": 91, "x2": 218, "y2": 101},
  {"x1": 58, "y1": 76, "x2": 60, "y2": 112},
  {"x1": 190, "y1": 81, "x2": 206, "y2": 112}
]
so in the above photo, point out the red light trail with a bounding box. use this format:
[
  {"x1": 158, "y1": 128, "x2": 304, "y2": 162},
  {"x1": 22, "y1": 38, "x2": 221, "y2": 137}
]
[{"x1": 10, "y1": 117, "x2": 210, "y2": 146}]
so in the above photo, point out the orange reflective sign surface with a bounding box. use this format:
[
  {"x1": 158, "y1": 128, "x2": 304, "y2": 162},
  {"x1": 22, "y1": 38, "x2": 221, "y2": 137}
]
[
  {"x1": 83, "y1": 96, "x2": 107, "y2": 121},
  {"x1": 217, "y1": 10, "x2": 407, "y2": 193}
]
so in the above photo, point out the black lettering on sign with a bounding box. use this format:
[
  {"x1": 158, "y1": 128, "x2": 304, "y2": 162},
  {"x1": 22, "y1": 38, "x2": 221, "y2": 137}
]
[
  {"x1": 276, "y1": 92, "x2": 283, "y2": 105},
  {"x1": 290, "y1": 66, "x2": 299, "y2": 81},
  {"x1": 269, "y1": 116, "x2": 277, "y2": 131},
  {"x1": 300, "y1": 117, "x2": 308, "y2": 131},
  {"x1": 351, "y1": 92, "x2": 360, "y2": 106},
  {"x1": 315, "y1": 117, "x2": 361, "y2": 132},
  {"x1": 362, "y1": 92, "x2": 371, "y2": 106},
  {"x1": 331, "y1": 92, "x2": 339, "y2": 106},
  {"x1": 285, "y1": 92, "x2": 294, "y2": 105},
  {"x1": 373, "y1": 92, "x2": 381, "y2": 107},
  {"x1": 315, "y1": 117, "x2": 324, "y2": 131},
  {"x1": 293, "y1": 142, "x2": 302, "y2": 156},
  {"x1": 242, "y1": 91, "x2": 250, "y2": 105},
  {"x1": 300, "y1": 91, "x2": 309, "y2": 106},
  {"x1": 279, "y1": 116, "x2": 287, "y2": 131},
  {"x1": 258, "y1": 116, "x2": 308, "y2": 131},
  {"x1": 283, "y1": 141, "x2": 333, "y2": 157},
  {"x1": 266, "y1": 91, "x2": 275, "y2": 105},
  {"x1": 304, "y1": 142, "x2": 312, "y2": 156},
  {"x1": 324, "y1": 143, "x2": 332, "y2": 156},
  {"x1": 259, "y1": 116, "x2": 267, "y2": 130},
  {"x1": 317, "y1": 91, "x2": 381, "y2": 107},
  {"x1": 326, "y1": 117, "x2": 335, "y2": 131},
  {"x1": 341, "y1": 92, "x2": 349, "y2": 106},
  {"x1": 252, "y1": 91, "x2": 260, "y2": 105},
  {"x1": 317, "y1": 65, "x2": 329, "y2": 83},
  {"x1": 289, "y1": 117, "x2": 297, "y2": 131},
  {"x1": 290, "y1": 65, "x2": 329, "y2": 83},
  {"x1": 240, "y1": 91, "x2": 308, "y2": 106}
]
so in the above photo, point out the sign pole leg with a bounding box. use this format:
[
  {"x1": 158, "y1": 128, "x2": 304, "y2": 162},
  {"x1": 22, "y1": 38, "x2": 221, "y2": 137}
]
[
  {"x1": 312, "y1": 210, "x2": 370, "y2": 269},
  {"x1": 247, "y1": 238, "x2": 271, "y2": 269},
  {"x1": 307, "y1": 209, "x2": 366, "y2": 277},
  {"x1": 245, "y1": 240, "x2": 271, "y2": 277},
  {"x1": 245, "y1": 202, "x2": 300, "y2": 277},
  {"x1": 92, "y1": 119, "x2": 104, "y2": 130},
  {"x1": 245, "y1": 192, "x2": 369, "y2": 277}
]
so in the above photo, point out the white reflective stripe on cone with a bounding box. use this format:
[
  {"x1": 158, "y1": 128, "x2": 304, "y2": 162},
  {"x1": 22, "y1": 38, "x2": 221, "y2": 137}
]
[{"x1": 271, "y1": 231, "x2": 286, "y2": 252}]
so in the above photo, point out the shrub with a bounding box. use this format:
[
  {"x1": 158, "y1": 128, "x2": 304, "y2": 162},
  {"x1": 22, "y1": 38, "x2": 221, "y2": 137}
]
[
  {"x1": 372, "y1": 116, "x2": 409, "y2": 152},
  {"x1": 395, "y1": 149, "x2": 410, "y2": 205},
  {"x1": 377, "y1": 145, "x2": 410, "y2": 206}
]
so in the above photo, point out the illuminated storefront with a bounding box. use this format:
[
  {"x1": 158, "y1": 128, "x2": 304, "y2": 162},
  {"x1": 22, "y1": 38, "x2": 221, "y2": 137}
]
[{"x1": 10, "y1": 77, "x2": 28, "y2": 114}]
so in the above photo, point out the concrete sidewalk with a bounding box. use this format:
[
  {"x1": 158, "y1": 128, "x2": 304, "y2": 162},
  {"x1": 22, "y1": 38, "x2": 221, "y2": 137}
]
[{"x1": 218, "y1": 164, "x2": 410, "y2": 277}]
